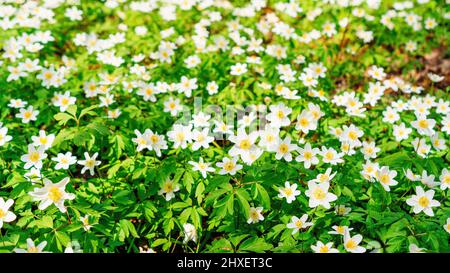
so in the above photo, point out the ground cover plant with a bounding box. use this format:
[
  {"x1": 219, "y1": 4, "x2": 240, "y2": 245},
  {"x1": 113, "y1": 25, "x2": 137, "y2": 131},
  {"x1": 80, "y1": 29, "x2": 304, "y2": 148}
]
[{"x1": 0, "y1": 0, "x2": 449, "y2": 254}]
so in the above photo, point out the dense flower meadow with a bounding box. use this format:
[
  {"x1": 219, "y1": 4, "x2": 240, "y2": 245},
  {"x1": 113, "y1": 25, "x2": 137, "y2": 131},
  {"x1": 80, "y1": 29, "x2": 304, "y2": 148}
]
[{"x1": 0, "y1": 0, "x2": 449, "y2": 254}]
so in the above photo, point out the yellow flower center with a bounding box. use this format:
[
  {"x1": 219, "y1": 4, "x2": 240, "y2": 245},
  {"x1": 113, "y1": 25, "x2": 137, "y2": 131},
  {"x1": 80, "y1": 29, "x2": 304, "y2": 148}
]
[
  {"x1": 44, "y1": 72, "x2": 53, "y2": 80},
  {"x1": 24, "y1": 111, "x2": 32, "y2": 119},
  {"x1": 61, "y1": 97, "x2": 70, "y2": 105},
  {"x1": 138, "y1": 138, "x2": 147, "y2": 145},
  {"x1": 29, "y1": 152, "x2": 40, "y2": 162},
  {"x1": 379, "y1": 174, "x2": 390, "y2": 184},
  {"x1": 85, "y1": 159, "x2": 95, "y2": 168},
  {"x1": 224, "y1": 161, "x2": 235, "y2": 171},
  {"x1": 299, "y1": 117, "x2": 309, "y2": 127},
  {"x1": 304, "y1": 151, "x2": 312, "y2": 160},
  {"x1": 443, "y1": 175, "x2": 450, "y2": 184},
  {"x1": 27, "y1": 246, "x2": 39, "y2": 253},
  {"x1": 345, "y1": 239, "x2": 357, "y2": 250},
  {"x1": 197, "y1": 135, "x2": 205, "y2": 142},
  {"x1": 418, "y1": 120, "x2": 428, "y2": 128},
  {"x1": 283, "y1": 187, "x2": 293, "y2": 196},
  {"x1": 319, "y1": 245, "x2": 329, "y2": 253},
  {"x1": 250, "y1": 210, "x2": 259, "y2": 220},
  {"x1": 239, "y1": 139, "x2": 251, "y2": 150},
  {"x1": 325, "y1": 152, "x2": 334, "y2": 161},
  {"x1": 348, "y1": 131, "x2": 358, "y2": 140},
  {"x1": 295, "y1": 220, "x2": 303, "y2": 229},
  {"x1": 48, "y1": 186, "x2": 63, "y2": 202},
  {"x1": 418, "y1": 196, "x2": 429, "y2": 208},
  {"x1": 279, "y1": 143, "x2": 289, "y2": 153},
  {"x1": 150, "y1": 135, "x2": 159, "y2": 143},
  {"x1": 318, "y1": 174, "x2": 329, "y2": 182},
  {"x1": 176, "y1": 132, "x2": 185, "y2": 142},
  {"x1": 163, "y1": 182, "x2": 173, "y2": 192},
  {"x1": 313, "y1": 187, "x2": 326, "y2": 200},
  {"x1": 0, "y1": 209, "x2": 5, "y2": 218}
]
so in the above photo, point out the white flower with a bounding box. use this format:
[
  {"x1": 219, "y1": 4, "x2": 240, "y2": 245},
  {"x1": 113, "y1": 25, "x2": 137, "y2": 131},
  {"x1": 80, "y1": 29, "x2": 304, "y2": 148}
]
[
  {"x1": 320, "y1": 146, "x2": 344, "y2": 165},
  {"x1": 188, "y1": 157, "x2": 215, "y2": 178},
  {"x1": 78, "y1": 152, "x2": 101, "y2": 176},
  {"x1": 439, "y1": 169, "x2": 450, "y2": 190},
  {"x1": 132, "y1": 129, "x2": 151, "y2": 152},
  {"x1": 295, "y1": 143, "x2": 319, "y2": 169},
  {"x1": 430, "y1": 134, "x2": 447, "y2": 150},
  {"x1": 228, "y1": 127, "x2": 259, "y2": 162},
  {"x1": 335, "y1": 205, "x2": 352, "y2": 216},
  {"x1": 65, "y1": 6, "x2": 83, "y2": 21},
  {"x1": 164, "y1": 97, "x2": 183, "y2": 116},
  {"x1": 311, "y1": 241, "x2": 339, "y2": 253},
  {"x1": 24, "y1": 168, "x2": 43, "y2": 184},
  {"x1": 305, "y1": 181, "x2": 337, "y2": 209},
  {"x1": 412, "y1": 137, "x2": 431, "y2": 158},
  {"x1": 28, "y1": 177, "x2": 75, "y2": 213},
  {"x1": 21, "y1": 144, "x2": 48, "y2": 170},
  {"x1": 329, "y1": 225, "x2": 353, "y2": 235},
  {"x1": 314, "y1": 168, "x2": 337, "y2": 183},
  {"x1": 406, "y1": 186, "x2": 440, "y2": 216},
  {"x1": 53, "y1": 91, "x2": 76, "y2": 112},
  {"x1": 206, "y1": 81, "x2": 219, "y2": 95},
  {"x1": 16, "y1": 105, "x2": 39, "y2": 123},
  {"x1": 139, "y1": 246, "x2": 156, "y2": 253},
  {"x1": 404, "y1": 169, "x2": 420, "y2": 181},
  {"x1": 52, "y1": 152, "x2": 77, "y2": 170},
  {"x1": 295, "y1": 110, "x2": 316, "y2": 134},
  {"x1": 277, "y1": 181, "x2": 301, "y2": 204},
  {"x1": 80, "y1": 215, "x2": 94, "y2": 231},
  {"x1": 0, "y1": 126, "x2": 12, "y2": 146},
  {"x1": 247, "y1": 207, "x2": 264, "y2": 224},
  {"x1": 258, "y1": 125, "x2": 280, "y2": 151},
  {"x1": 444, "y1": 218, "x2": 450, "y2": 234},
  {"x1": 419, "y1": 170, "x2": 439, "y2": 188},
  {"x1": 8, "y1": 99, "x2": 27, "y2": 109},
  {"x1": 0, "y1": 198, "x2": 16, "y2": 229},
  {"x1": 409, "y1": 243, "x2": 426, "y2": 253},
  {"x1": 361, "y1": 141, "x2": 380, "y2": 160},
  {"x1": 376, "y1": 166, "x2": 398, "y2": 191},
  {"x1": 411, "y1": 115, "x2": 436, "y2": 136},
  {"x1": 266, "y1": 103, "x2": 292, "y2": 128},
  {"x1": 158, "y1": 178, "x2": 180, "y2": 201},
  {"x1": 344, "y1": 230, "x2": 366, "y2": 253},
  {"x1": 361, "y1": 161, "x2": 380, "y2": 181},
  {"x1": 183, "y1": 223, "x2": 197, "y2": 243},
  {"x1": 286, "y1": 214, "x2": 313, "y2": 234},
  {"x1": 64, "y1": 241, "x2": 83, "y2": 253},
  {"x1": 184, "y1": 55, "x2": 201, "y2": 68},
  {"x1": 393, "y1": 123, "x2": 412, "y2": 142},
  {"x1": 230, "y1": 63, "x2": 247, "y2": 76},
  {"x1": 427, "y1": 73, "x2": 443, "y2": 82},
  {"x1": 275, "y1": 136, "x2": 298, "y2": 162},
  {"x1": 178, "y1": 76, "x2": 197, "y2": 97},
  {"x1": 14, "y1": 238, "x2": 49, "y2": 253},
  {"x1": 137, "y1": 83, "x2": 159, "y2": 102},
  {"x1": 216, "y1": 157, "x2": 242, "y2": 175},
  {"x1": 190, "y1": 112, "x2": 211, "y2": 128},
  {"x1": 341, "y1": 124, "x2": 364, "y2": 146},
  {"x1": 167, "y1": 124, "x2": 193, "y2": 149},
  {"x1": 31, "y1": 130, "x2": 55, "y2": 150}
]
